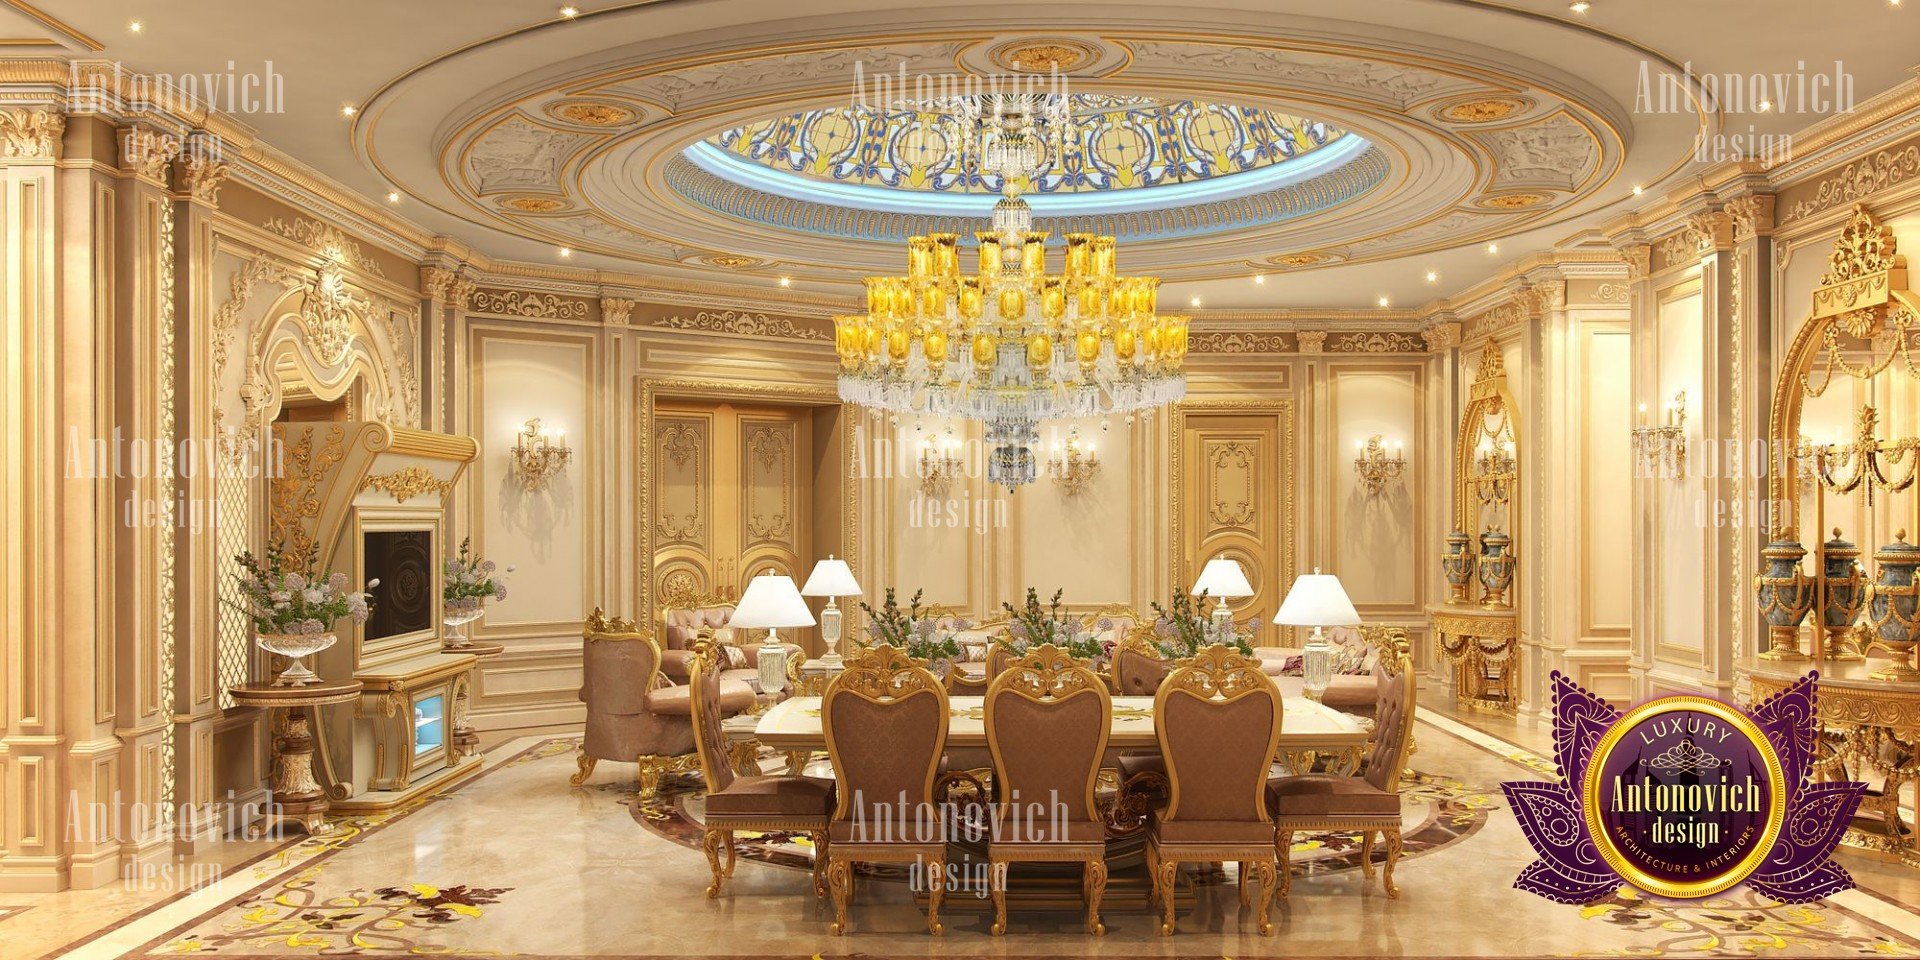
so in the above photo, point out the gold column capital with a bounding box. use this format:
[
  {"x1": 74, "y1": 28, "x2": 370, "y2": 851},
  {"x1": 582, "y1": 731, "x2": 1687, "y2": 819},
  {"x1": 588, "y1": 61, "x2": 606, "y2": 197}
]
[{"x1": 0, "y1": 107, "x2": 64, "y2": 160}]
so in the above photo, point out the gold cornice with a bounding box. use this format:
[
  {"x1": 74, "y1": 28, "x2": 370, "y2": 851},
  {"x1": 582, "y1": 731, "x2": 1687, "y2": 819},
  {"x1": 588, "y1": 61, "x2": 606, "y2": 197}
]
[{"x1": 0, "y1": 1, "x2": 101, "y2": 51}]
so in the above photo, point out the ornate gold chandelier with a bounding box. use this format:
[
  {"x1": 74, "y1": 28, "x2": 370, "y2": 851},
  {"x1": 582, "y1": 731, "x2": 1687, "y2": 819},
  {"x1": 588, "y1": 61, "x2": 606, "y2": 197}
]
[{"x1": 833, "y1": 95, "x2": 1188, "y2": 490}]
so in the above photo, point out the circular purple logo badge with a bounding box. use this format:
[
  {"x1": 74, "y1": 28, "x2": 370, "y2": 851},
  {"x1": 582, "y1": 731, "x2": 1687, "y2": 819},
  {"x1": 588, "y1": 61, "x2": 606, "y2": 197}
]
[{"x1": 1582, "y1": 697, "x2": 1787, "y2": 897}]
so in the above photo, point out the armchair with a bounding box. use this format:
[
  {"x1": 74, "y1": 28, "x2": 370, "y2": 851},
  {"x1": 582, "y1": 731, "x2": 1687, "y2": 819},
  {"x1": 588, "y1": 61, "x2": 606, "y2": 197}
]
[
  {"x1": 823, "y1": 645, "x2": 950, "y2": 936},
  {"x1": 1147, "y1": 646, "x2": 1283, "y2": 937},
  {"x1": 1269, "y1": 631, "x2": 1417, "y2": 898},
  {"x1": 984, "y1": 645, "x2": 1111, "y2": 936},
  {"x1": 572, "y1": 608, "x2": 755, "y2": 800}
]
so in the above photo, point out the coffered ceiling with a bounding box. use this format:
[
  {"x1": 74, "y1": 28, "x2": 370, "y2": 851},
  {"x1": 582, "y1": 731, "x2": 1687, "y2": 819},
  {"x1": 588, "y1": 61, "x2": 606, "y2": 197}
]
[{"x1": 9, "y1": 0, "x2": 1915, "y2": 310}]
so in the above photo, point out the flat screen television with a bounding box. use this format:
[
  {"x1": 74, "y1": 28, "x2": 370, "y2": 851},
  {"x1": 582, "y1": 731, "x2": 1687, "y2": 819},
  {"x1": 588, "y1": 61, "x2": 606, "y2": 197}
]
[{"x1": 362, "y1": 529, "x2": 434, "y2": 641}]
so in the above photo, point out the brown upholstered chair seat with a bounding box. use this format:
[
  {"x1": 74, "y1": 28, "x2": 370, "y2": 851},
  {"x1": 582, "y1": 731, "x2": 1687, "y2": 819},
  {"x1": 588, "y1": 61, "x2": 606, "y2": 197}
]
[
  {"x1": 1266, "y1": 773, "x2": 1399, "y2": 817},
  {"x1": 705, "y1": 774, "x2": 836, "y2": 818},
  {"x1": 647, "y1": 680, "x2": 755, "y2": 715},
  {"x1": 988, "y1": 810, "x2": 1108, "y2": 848},
  {"x1": 1116, "y1": 753, "x2": 1165, "y2": 781},
  {"x1": 1148, "y1": 807, "x2": 1279, "y2": 845}
]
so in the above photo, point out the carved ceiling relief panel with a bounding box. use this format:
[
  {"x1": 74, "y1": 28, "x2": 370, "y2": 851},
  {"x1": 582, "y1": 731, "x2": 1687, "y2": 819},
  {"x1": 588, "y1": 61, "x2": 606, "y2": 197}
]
[
  {"x1": 743, "y1": 423, "x2": 795, "y2": 546},
  {"x1": 1205, "y1": 439, "x2": 1259, "y2": 530},
  {"x1": 1474, "y1": 112, "x2": 1597, "y2": 191},
  {"x1": 467, "y1": 115, "x2": 592, "y2": 194},
  {"x1": 656, "y1": 419, "x2": 707, "y2": 546},
  {"x1": 1123, "y1": 40, "x2": 1464, "y2": 108}
]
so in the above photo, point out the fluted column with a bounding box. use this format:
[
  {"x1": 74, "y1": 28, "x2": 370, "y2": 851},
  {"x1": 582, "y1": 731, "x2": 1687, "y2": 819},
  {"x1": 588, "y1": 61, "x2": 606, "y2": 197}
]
[{"x1": 0, "y1": 106, "x2": 71, "y2": 891}]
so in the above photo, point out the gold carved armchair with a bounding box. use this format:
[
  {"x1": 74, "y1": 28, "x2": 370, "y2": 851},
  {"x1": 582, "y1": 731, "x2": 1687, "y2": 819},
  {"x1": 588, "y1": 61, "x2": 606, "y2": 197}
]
[{"x1": 571, "y1": 608, "x2": 755, "y2": 800}]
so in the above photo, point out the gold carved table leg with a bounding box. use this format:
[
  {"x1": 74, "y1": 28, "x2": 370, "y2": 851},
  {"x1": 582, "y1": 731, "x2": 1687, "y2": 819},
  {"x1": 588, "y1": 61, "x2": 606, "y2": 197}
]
[{"x1": 264, "y1": 706, "x2": 335, "y2": 836}]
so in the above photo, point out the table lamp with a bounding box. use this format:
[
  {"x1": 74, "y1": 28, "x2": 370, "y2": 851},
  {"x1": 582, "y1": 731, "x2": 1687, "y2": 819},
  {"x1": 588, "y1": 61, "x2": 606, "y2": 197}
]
[
  {"x1": 1274, "y1": 567, "x2": 1362, "y2": 701},
  {"x1": 730, "y1": 572, "x2": 816, "y2": 696},
  {"x1": 1191, "y1": 557, "x2": 1256, "y2": 644},
  {"x1": 799, "y1": 556, "x2": 860, "y2": 666}
]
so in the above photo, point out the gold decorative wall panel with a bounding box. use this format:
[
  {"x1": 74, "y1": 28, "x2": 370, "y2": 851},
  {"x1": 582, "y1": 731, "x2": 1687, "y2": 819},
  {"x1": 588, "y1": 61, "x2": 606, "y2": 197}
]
[
  {"x1": 652, "y1": 402, "x2": 810, "y2": 601},
  {"x1": 1172, "y1": 401, "x2": 1296, "y2": 645}
]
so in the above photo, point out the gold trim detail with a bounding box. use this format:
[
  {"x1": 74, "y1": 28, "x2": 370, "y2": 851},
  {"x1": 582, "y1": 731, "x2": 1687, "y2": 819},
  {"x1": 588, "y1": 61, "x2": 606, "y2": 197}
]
[
  {"x1": 360, "y1": 466, "x2": 453, "y2": 503},
  {"x1": 654, "y1": 310, "x2": 828, "y2": 341}
]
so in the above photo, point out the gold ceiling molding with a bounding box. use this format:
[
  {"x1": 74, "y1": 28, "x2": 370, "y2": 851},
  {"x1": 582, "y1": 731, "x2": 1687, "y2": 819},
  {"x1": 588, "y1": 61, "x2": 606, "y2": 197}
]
[
  {"x1": 1189, "y1": 331, "x2": 1295, "y2": 354},
  {"x1": 1780, "y1": 142, "x2": 1920, "y2": 225},
  {"x1": 360, "y1": 466, "x2": 453, "y2": 503},
  {"x1": 500, "y1": 196, "x2": 568, "y2": 213},
  {"x1": 1435, "y1": 97, "x2": 1530, "y2": 124},
  {"x1": 983, "y1": 37, "x2": 1099, "y2": 73},
  {"x1": 652, "y1": 310, "x2": 828, "y2": 341},
  {"x1": 263, "y1": 217, "x2": 388, "y2": 277},
  {"x1": 1268, "y1": 252, "x2": 1340, "y2": 267},
  {"x1": 467, "y1": 287, "x2": 591, "y2": 320},
  {"x1": 547, "y1": 100, "x2": 639, "y2": 127},
  {"x1": 0, "y1": 0, "x2": 101, "y2": 50},
  {"x1": 1327, "y1": 331, "x2": 1426, "y2": 353},
  {"x1": 1475, "y1": 192, "x2": 1552, "y2": 210}
]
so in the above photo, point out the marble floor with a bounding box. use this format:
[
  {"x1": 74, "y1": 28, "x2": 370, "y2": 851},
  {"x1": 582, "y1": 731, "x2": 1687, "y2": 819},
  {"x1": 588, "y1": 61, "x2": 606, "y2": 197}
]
[{"x1": 9, "y1": 696, "x2": 1920, "y2": 960}]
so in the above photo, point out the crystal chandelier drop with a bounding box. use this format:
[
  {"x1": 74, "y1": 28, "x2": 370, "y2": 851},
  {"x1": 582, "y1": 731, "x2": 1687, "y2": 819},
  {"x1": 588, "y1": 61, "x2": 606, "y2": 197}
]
[{"x1": 834, "y1": 94, "x2": 1189, "y2": 491}]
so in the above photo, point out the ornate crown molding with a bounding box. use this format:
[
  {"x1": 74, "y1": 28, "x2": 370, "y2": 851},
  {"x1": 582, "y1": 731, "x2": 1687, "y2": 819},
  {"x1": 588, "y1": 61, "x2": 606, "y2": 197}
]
[{"x1": 651, "y1": 309, "x2": 827, "y2": 341}]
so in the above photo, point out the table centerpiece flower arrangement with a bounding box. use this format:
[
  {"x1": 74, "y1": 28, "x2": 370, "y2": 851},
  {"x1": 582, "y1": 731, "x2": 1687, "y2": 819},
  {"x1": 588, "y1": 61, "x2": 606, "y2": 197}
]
[
  {"x1": 225, "y1": 547, "x2": 377, "y2": 686},
  {"x1": 999, "y1": 587, "x2": 1109, "y2": 666},
  {"x1": 859, "y1": 587, "x2": 961, "y2": 677},
  {"x1": 1148, "y1": 589, "x2": 1257, "y2": 659},
  {"x1": 443, "y1": 537, "x2": 513, "y2": 649}
]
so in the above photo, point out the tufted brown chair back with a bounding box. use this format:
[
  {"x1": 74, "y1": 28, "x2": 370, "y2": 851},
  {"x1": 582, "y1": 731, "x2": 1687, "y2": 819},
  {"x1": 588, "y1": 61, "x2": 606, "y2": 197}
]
[
  {"x1": 689, "y1": 650, "x2": 736, "y2": 794},
  {"x1": 1364, "y1": 639, "x2": 1418, "y2": 793},
  {"x1": 985, "y1": 645, "x2": 1110, "y2": 824},
  {"x1": 1155, "y1": 646, "x2": 1283, "y2": 823},
  {"x1": 660, "y1": 593, "x2": 736, "y2": 651},
  {"x1": 1111, "y1": 627, "x2": 1177, "y2": 696},
  {"x1": 824, "y1": 644, "x2": 949, "y2": 828}
]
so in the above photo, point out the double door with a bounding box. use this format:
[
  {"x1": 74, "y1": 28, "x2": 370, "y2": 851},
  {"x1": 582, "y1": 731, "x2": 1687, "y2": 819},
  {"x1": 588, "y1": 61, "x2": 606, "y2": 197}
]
[
  {"x1": 1177, "y1": 406, "x2": 1293, "y2": 646},
  {"x1": 652, "y1": 401, "x2": 811, "y2": 603}
]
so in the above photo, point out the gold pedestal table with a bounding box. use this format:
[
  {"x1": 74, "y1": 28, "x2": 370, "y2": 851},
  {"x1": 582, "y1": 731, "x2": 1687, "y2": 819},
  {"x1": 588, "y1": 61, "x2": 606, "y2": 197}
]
[
  {"x1": 229, "y1": 679, "x2": 364, "y2": 836},
  {"x1": 449, "y1": 642, "x2": 503, "y2": 760},
  {"x1": 1741, "y1": 657, "x2": 1920, "y2": 866}
]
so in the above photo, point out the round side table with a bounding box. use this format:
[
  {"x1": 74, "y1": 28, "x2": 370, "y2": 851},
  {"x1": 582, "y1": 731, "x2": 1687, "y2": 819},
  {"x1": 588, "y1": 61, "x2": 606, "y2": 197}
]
[
  {"x1": 229, "y1": 679, "x2": 363, "y2": 836},
  {"x1": 450, "y1": 642, "x2": 503, "y2": 759}
]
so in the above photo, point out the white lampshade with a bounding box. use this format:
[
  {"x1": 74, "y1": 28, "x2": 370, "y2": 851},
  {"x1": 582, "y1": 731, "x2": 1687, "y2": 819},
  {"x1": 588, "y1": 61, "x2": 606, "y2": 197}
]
[
  {"x1": 800, "y1": 556, "x2": 862, "y2": 597},
  {"x1": 729, "y1": 573, "x2": 817, "y2": 629},
  {"x1": 1190, "y1": 558, "x2": 1255, "y2": 600},
  {"x1": 1273, "y1": 569, "x2": 1362, "y2": 627}
]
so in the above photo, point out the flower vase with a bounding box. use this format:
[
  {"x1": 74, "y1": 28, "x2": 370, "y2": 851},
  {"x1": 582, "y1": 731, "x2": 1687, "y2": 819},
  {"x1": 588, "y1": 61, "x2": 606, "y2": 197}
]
[
  {"x1": 257, "y1": 632, "x2": 336, "y2": 687},
  {"x1": 444, "y1": 600, "x2": 485, "y2": 649}
]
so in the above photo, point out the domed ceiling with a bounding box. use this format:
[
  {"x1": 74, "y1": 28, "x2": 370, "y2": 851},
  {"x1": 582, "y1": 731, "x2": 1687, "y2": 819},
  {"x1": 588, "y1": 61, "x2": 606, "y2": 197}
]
[{"x1": 670, "y1": 97, "x2": 1385, "y2": 242}]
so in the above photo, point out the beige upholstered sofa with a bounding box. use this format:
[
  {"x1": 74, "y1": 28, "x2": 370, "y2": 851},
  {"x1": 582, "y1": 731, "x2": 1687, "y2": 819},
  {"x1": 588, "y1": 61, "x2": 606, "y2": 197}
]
[
  {"x1": 657, "y1": 590, "x2": 804, "y2": 694},
  {"x1": 1253, "y1": 624, "x2": 1412, "y2": 719}
]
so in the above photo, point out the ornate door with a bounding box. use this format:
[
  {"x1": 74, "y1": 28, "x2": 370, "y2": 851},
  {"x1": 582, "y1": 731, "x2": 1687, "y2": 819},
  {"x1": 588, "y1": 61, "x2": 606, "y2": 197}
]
[
  {"x1": 1175, "y1": 405, "x2": 1294, "y2": 645},
  {"x1": 653, "y1": 401, "x2": 811, "y2": 602}
]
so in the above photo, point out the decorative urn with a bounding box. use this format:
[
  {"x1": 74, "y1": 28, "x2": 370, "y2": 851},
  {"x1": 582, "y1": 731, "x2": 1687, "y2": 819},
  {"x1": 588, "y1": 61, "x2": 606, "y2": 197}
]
[
  {"x1": 1867, "y1": 530, "x2": 1920, "y2": 681},
  {"x1": 1755, "y1": 536, "x2": 1814, "y2": 661},
  {"x1": 1818, "y1": 528, "x2": 1867, "y2": 661},
  {"x1": 1477, "y1": 529, "x2": 1515, "y2": 609},
  {"x1": 256, "y1": 631, "x2": 337, "y2": 686},
  {"x1": 1442, "y1": 530, "x2": 1475, "y2": 604}
]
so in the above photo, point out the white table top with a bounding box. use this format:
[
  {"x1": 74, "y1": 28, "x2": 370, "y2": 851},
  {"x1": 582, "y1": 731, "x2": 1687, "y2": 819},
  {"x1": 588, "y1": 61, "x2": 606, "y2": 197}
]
[{"x1": 744, "y1": 694, "x2": 1368, "y2": 751}]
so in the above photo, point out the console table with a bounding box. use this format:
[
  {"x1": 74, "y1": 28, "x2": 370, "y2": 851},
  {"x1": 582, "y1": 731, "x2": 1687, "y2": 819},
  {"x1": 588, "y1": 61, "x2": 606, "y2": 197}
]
[{"x1": 1429, "y1": 604, "x2": 1519, "y2": 713}]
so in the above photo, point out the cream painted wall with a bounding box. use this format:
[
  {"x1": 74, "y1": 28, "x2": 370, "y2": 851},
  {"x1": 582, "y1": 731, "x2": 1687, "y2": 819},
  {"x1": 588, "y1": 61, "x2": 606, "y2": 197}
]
[
  {"x1": 477, "y1": 336, "x2": 590, "y2": 624},
  {"x1": 1653, "y1": 284, "x2": 1707, "y2": 662},
  {"x1": 1331, "y1": 371, "x2": 1418, "y2": 609}
]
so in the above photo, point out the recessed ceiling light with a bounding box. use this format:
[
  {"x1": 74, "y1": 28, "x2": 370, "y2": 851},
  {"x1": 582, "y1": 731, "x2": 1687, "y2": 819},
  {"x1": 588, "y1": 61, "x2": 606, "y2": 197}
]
[
  {"x1": 1424, "y1": 270, "x2": 1439, "y2": 284},
  {"x1": 1568, "y1": 0, "x2": 1590, "y2": 12},
  {"x1": 1377, "y1": 296, "x2": 1391, "y2": 308},
  {"x1": 1189, "y1": 296, "x2": 1202, "y2": 308},
  {"x1": 128, "y1": 19, "x2": 144, "y2": 33},
  {"x1": 340, "y1": 104, "x2": 357, "y2": 118},
  {"x1": 559, "y1": 5, "x2": 579, "y2": 17},
  {"x1": 1253, "y1": 274, "x2": 1266, "y2": 285},
  {"x1": 386, "y1": 191, "x2": 400, "y2": 204},
  {"x1": 558, "y1": 247, "x2": 572, "y2": 259},
  {"x1": 1632, "y1": 184, "x2": 1644, "y2": 195},
  {"x1": 1486, "y1": 242, "x2": 1500, "y2": 255},
  {"x1": 778, "y1": 276, "x2": 792, "y2": 287}
]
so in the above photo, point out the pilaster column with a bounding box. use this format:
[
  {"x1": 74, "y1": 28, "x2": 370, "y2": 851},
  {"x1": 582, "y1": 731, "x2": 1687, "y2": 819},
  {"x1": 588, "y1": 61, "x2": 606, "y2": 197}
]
[
  {"x1": 1723, "y1": 194, "x2": 1776, "y2": 666},
  {"x1": 1696, "y1": 209, "x2": 1742, "y2": 695},
  {"x1": 1420, "y1": 320, "x2": 1462, "y2": 685},
  {"x1": 1520, "y1": 277, "x2": 1569, "y2": 716},
  {"x1": 0, "y1": 106, "x2": 71, "y2": 891},
  {"x1": 1618, "y1": 242, "x2": 1657, "y2": 700}
]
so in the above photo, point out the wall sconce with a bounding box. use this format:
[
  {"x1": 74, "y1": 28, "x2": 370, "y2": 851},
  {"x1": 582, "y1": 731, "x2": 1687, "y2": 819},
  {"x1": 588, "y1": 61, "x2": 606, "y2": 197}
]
[
  {"x1": 917, "y1": 434, "x2": 962, "y2": 496},
  {"x1": 1632, "y1": 390, "x2": 1688, "y2": 479},
  {"x1": 1047, "y1": 430, "x2": 1100, "y2": 495},
  {"x1": 511, "y1": 417, "x2": 572, "y2": 488},
  {"x1": 1474, "y1": 437, "x2": 1516, "y2": 504},
  {"x1": 1353, "y1": 434, "x2": 1407, "y2": 495}
]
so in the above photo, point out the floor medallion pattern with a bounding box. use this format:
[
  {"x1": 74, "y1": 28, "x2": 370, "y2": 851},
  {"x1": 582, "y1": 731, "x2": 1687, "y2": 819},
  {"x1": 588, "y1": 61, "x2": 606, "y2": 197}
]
[
  {"x1": 161, "y1": 869, "x2": 510, "y2": 955},
  {"x1": 1567, "y1": 887, "x2": 1920, "y2": 958}
]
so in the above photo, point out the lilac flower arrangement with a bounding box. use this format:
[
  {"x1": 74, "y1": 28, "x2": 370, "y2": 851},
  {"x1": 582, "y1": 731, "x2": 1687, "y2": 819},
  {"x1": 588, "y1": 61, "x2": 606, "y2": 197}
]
[
  {"x1": 1000, "y1": 588, "x2": 1106, "y2": 662},
  {"x1": 226, "y1": 547, "x2": 377, "y2": 636},
  {"x1": 1148, "y1": 589, "x2": 1256, "y2": 659},
  {"x1": 444, "y1": 537, "x2": 514, "y2": 609},
  {"x1": 859, "y1": 587, "x2": 962, "y2": 664}
]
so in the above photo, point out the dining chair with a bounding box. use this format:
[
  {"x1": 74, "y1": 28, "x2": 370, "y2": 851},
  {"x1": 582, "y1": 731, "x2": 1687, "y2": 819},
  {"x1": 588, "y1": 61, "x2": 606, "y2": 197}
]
[
  {"x1": 1147, "y1": 645, "x2": 1284, "y2": 936},
  {"x1": 1269, "y1": 632, "x2": 1417, "y2": 898},
  {"x1": 983, "y1": 644, "x2": 1112, "y2": 936},
  {"x1": 689, "y1": 649, "x2": 835, "y2": 899},
  {"x1": 571, "y1": 608, "x2": 755, "y2": 800},
  {"x1": 822, "y1": 644, "x2": 951, "y2": 936},
  {"x1": 1111, "y1": 628, "x2": 1180, "y2": 787}
]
